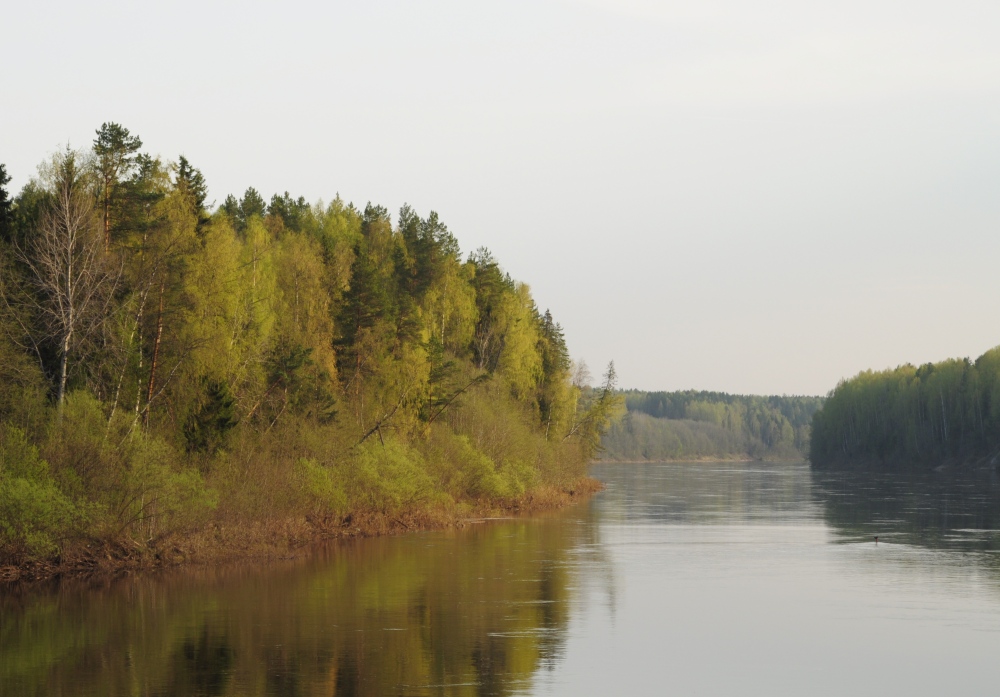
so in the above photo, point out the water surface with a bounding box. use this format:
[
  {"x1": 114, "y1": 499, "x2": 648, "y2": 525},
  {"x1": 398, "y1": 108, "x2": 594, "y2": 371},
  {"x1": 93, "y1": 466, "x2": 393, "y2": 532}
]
[{"x1": 4, "y1": 461, "x2": 1000, "y2": 695}]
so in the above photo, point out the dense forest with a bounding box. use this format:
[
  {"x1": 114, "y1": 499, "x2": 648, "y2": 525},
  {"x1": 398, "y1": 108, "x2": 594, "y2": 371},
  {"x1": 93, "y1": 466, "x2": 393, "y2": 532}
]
[
  {"x1": 0, "y1": 123, "x2": 622, "y2": 571},
  {"x1": 810, "y1": 347, "x2": 1000, "y2": 469},
  {"x1": 600, "y1": 390, "x2": 823, "y2": 461}
]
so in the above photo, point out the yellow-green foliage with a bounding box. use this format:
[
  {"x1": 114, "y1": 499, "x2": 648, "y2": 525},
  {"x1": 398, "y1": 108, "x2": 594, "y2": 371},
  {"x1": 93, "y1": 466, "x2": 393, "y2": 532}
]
[
  {"x1": 40, "y1": 392, "x2": 215, "y2": 545},
  {"x1": 341, "y1": 439, "x2": 439, "y2": 514},
  {"x1": 274, "y1": 232, "x2": 337, "y2": 381},
  {"x1": 423, "y1": 426, "x2": 532, "y2": 502},
  {"x1": 685, "y1": 400, "x2": 727, "y2": 425},
  {"x1": 0, "y1": 427, "x2": 79, "y2": 557},
  {"x1": 495, "y1": 283, "x2": 543, "y2": 399},
  {"x1": 293, "y1": 457, "x2": 348, "y2": 517},
  {"x1": 0, "y1": 127, "x2": 621, "y2": 563}
]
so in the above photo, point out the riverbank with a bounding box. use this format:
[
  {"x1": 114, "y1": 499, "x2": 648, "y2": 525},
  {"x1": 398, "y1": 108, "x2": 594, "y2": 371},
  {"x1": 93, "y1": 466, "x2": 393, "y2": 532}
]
[
  {"x1": 598, "y1": 455, "x2": 803, "y2": 463},
  {"x1": 0, "y1": 477, "x2": 604, "y2": 586}
]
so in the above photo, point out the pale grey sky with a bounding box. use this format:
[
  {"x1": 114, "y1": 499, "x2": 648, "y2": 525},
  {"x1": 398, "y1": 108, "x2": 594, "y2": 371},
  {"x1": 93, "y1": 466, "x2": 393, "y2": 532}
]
[{"x1": 3, "y1": 0, "x2": 999, "y2": 395}]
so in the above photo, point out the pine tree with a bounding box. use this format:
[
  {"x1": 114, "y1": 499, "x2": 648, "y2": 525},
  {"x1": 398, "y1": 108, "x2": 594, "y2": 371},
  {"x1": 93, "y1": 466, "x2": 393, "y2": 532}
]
[{"x1": 93, "y1": 122, "x2": 143, "y2": 250}]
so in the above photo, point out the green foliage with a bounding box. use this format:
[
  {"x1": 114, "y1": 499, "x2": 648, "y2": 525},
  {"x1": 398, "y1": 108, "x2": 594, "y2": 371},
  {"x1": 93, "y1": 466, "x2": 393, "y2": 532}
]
[
  {"x1": 343, "y1": 439, "x2": 438, "y2": 514},
  {"x1": 566, "y1": 362, "x2": 626, "y2": 459},
  {"x1": 222, "y1": 187, "x2": 266, "y2": 233},
  {"x1": 0, "y1": 268, "x2": 48, "y2": 434},
  {"x1": 294, "y1": 457, "x2": 347, "y2": 516},
  {"x1": 93, "y1": 121, "x2": 143, "y2": 246},
  {"x1": 0, "y1": 427, "x2": 80, "y2": 557},
  {"x1": 602, "y1": 411, "x2": 755, "y2": 461},
  {"x1": 116, "y1": 433, "x2": 217, "y2": 540},
  {"x1": 268, "y1": 191, "x2": 311, "y2": 232},
  {"x1": 175, "y1": 156, "x2": 208, "y2": 219},
  {"x1": 93, "y1": 123, "x2": 142, "y2": 175},
  {"x1": 424, "y1": 427, "x2": 533, "y2": 502},
  {"x1": 10, "y1": 181, "x2": 48, "y2": 252},
  {"x1": 0, "y1": 125, "x2": 604, "y2": 563},
  {"x1": 811, "y1": 347, "x2": 1000, "y2": 469},
  {"x1": 609, "y1": 389, "x2": 822, "y2": 460},
  {"x1": 0, "y1": 163, "x2": 13, "y2": 242},
  {"x1": 42, "y1": 392, "x2": 215, "y2": 543},
  {"x1": 183, "y1": 380, "x2": 239, "y2": 454}
]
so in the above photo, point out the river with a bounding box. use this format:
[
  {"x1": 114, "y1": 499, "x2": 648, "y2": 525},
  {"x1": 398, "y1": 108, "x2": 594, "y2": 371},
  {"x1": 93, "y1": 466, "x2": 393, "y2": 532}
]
[{"x1": 4, "y1": 461, "x2": 1000, "y2": 696}]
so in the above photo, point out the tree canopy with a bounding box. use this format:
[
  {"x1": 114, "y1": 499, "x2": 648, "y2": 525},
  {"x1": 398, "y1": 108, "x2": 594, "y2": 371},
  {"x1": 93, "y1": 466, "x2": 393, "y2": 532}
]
[
  {"x1": 601, "y1": 390, "x2": 822, "y2": 460},
  {"x1": 811, "y1": 348, "x2": 1000, "y2": 469},
  {"x1": 0, "y1": 127, "x2": 620, "y2": 566}
]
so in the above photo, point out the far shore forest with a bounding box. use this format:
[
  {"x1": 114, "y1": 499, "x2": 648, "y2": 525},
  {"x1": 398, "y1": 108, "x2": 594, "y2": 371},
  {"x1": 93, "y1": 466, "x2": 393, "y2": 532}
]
[
  {"x1": 811, "y1": 347, "x2": 1000, "y2": 469},
  {"x1": 0, "y1": 123, "x2": 623, "y2": 569},
  {"x1": 601, "y1": 391, "x2": 823, "y2": 461},
  {"x1": 605, "y1": 351, "x2": 1000, "y2": 470}
]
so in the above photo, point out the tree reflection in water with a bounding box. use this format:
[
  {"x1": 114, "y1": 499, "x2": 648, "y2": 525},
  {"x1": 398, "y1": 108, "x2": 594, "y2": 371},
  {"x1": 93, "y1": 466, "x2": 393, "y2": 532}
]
[
  {"x1": 0, "y1": 507, "x2": 613, "y2": 697},
  {"x1": 811, "y1": 466, "x2": 1000, "y2": 553}
]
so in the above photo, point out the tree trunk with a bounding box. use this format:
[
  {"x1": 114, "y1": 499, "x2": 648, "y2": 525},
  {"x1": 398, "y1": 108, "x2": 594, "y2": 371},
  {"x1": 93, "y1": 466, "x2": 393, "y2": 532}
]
[
  {"x1": 103, "y1": 188, "x2": 111, "y2": 252},
  {"x1": 144, "y1": 281, "x2": 165, "y2": 426},
  {"x1": 57, "y1": 331, "x2": 71, "y2": 408}
]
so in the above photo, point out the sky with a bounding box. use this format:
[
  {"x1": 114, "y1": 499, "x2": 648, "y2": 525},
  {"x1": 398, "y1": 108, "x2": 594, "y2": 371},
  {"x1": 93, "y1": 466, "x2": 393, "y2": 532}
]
[{"x1": 3, "y1": 0, "x2": 999, "y2": 396}]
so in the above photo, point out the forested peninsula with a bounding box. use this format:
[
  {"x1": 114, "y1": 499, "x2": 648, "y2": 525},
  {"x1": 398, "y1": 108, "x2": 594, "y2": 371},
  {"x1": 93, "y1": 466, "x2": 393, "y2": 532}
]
[
  {"x1": 810, "y1": 347, "x2": 1000, "y2": 470},
  {"x1": 0, "y1": 124, "x2": 622, "y2": 582},
  {"x1": 600, "y1": 390, "x2": 822, "y2": 461}
]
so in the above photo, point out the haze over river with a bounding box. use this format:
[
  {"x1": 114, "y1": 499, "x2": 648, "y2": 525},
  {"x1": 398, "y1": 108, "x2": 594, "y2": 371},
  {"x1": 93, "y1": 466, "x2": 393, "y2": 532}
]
[{"x1": 5, "y1": 461, "x2": 1000, "y2": 696}]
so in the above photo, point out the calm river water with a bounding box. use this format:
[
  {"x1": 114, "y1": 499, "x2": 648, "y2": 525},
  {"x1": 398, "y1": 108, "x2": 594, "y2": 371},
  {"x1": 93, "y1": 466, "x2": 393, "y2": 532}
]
[{"x1": 5, "y1": 461, "x2": 1000, "y2": 696}]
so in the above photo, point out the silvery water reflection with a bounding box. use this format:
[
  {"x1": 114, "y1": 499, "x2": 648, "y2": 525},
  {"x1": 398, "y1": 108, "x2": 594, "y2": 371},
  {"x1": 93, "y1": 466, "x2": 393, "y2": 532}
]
[
  {"x1": 5, "y1": 462, "x2": 1000, "y2": 696},
  {"x1": 542, "y1": 462, "x2": 1000, "y2": 696}
]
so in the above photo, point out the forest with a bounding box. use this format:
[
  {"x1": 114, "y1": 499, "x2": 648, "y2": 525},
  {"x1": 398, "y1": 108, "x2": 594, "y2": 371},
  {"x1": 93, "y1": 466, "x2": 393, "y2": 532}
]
[
  {"x1": 810, "y1": 347, "x2": 1000, "y2": 469},
  {"x1": 600, "y1": 390, "x2": 822, "y2": 461},
  {"x1": 0, "y1": 123, "x2": 622, "y2": 573}
]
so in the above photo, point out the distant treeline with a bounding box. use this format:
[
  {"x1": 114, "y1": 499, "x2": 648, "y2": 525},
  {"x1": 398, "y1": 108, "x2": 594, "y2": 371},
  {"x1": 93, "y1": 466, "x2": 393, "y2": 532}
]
[
  {"x1": 811, "y1": 347, "x2": 1000, "y2": 469},
  {"x1": 0, "y1": 123, "x2": 623, "y2": 567},
  {"x1": 601, "y1": 390, "x2": 823, "y2": 461}
]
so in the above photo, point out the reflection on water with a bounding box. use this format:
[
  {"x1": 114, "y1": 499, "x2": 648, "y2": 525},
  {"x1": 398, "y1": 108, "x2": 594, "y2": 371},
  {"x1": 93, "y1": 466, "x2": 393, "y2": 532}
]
[
  {"x1": 7, "y1": 462, "x2": 1000, "y2": 696},
  {"x1": 555, "y1": 462, "x2": 1000, "y2": 697},
  {"x1": 595, "y1": 461, "x2": 815, "y2": 526},
  {"x1": 0, "y1": 510, "x2": 609, "y2": 697},
  {"x1": 812, "y1": 466, "x2": 1000, "y2": 552}
]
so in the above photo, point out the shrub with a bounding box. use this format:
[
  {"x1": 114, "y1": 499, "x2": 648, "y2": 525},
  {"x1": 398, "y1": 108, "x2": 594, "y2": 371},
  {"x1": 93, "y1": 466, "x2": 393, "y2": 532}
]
[
  {"x1": 340, "y1": 439, "x2": 438, "y2": 514},
  {"x1": 0, "y1": 427, "x2": 80, "y2": 558},
  {"x1": 294, "y1": 457, "x2": 347, "y2": 517}
]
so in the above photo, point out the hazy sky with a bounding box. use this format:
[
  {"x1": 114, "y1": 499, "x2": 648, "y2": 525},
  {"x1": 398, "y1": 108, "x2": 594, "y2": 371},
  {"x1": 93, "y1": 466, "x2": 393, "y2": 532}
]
[{"x1": 4, "y1": 0, "x2": 999, "y2": 395}]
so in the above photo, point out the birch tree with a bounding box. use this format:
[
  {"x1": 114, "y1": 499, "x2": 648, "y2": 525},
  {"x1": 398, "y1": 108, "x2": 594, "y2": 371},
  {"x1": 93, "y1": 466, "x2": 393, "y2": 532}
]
[{"x1": 17, "y1": 150, "x2": 118, "y2": 406}]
